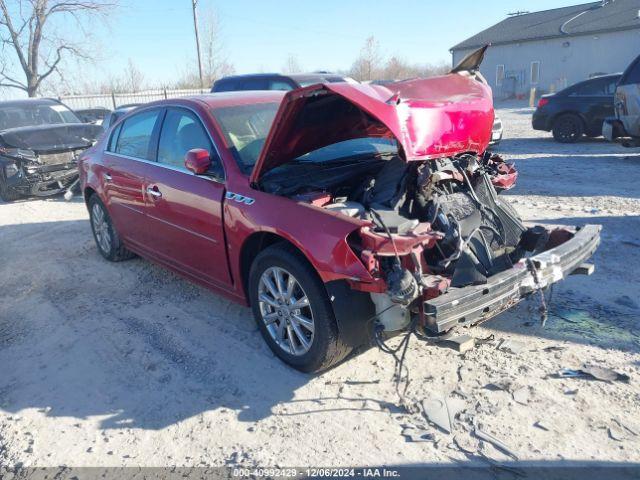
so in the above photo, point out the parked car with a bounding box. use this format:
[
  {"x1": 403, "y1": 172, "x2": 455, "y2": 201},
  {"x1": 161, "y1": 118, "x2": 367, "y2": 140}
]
[
  {"x1": 0, "y1": 98, "x2": 103, "y2": 201},
  {"x1": 101, "y1": 104, "x2": 142, "y2": 131},
  {"x1": 212, "y1": 73, "x2": 354, "y2": 92},
  {"x1": 532, "y1": 73, "x2": 621, "y2": 143},
  {"x1": 74, "y1": 107, "x2": 111, "y2": 125},
  {"x1": 603, "y1": 53, "x2": 640, "y2": 146},
  {"x1": 80, "y1": 49, "x2": 599, "y2": 372}
]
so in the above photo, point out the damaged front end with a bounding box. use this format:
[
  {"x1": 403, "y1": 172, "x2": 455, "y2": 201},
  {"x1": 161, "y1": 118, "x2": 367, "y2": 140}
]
[
  {"x1": 0, "y1": 123, "x2": 101, "y2": 199},
  {"x1": 251, "y1": 46, "x2": 600, "y2": 338}
]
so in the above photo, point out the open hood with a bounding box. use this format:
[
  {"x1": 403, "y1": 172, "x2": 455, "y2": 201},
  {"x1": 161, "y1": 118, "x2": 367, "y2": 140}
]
[
  {"x1": 250, "y1": 71, "x2": 494, "y2": 184},
  {"x1": 0, "y1": 123, "x2": 103, "y2": 153}
]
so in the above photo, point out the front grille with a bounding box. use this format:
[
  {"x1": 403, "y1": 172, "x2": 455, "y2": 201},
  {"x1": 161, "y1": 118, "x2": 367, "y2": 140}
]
[{"x1": 38, "y1": 151, "x2": 76, "y2": 165}]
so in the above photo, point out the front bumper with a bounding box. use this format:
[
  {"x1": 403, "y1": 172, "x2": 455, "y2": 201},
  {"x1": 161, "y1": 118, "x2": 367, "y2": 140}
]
[
  {"x1": 6, "y1": 163, "x2": 78, "y2": 197},
  {"x1": 423, "y1": 224, "x2": 601, "y2": 333}
]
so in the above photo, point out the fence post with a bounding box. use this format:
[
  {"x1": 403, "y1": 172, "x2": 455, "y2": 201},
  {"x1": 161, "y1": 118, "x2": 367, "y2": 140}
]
[
  {"x1": 164, "y1": 88, "x2": 168, "y2": 99},
  {"x1": 111, "y1": 91, "x2": 117, "y2": 109}
]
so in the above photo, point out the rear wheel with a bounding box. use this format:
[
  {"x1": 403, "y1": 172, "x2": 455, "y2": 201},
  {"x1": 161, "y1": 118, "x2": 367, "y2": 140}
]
[
  {"x1": 88, "y1": 194, "x2": 135, "y2": 262},
  {"x1": 249, "y1": 244, "x2": 351, "y2": 372},
  {"x1": 552, "y1": 114, "x2": 584, "y2": 143}
]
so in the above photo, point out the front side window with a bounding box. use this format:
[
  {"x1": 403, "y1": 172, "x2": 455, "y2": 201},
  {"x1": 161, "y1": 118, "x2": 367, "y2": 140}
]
[
  {"x1": 0, "y1": 103, "x2": 80, "y2": 130},
  {"x1": 158, "y1": 108, "x2": 220, "y2": 175},
  {"x1": 621, "y1": 57, "x2": 640, "y2": 85},
  {"x1": 211, "y1": 102, "x2": 279, "y2": 172},
  {"x1": 114, "y1": 109, "x2": 160, "y2": 160}
]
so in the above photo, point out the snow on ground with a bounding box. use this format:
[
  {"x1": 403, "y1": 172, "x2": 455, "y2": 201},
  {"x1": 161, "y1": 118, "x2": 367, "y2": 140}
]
[{"x1": 0, "y1": 106, "x2": 639, "y2": 468}]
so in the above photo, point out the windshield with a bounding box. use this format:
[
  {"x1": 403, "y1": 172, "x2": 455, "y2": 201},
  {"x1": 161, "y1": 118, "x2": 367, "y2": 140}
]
[
  {"x1": 0, "y1": 103, "x2": 80, "y2": 130},
  {"x1": 211, "y1": 102, "x2": 279, "y2": 172},
  {"x1": 295, "y1": 138, "x2": 397, "y2": 163}
]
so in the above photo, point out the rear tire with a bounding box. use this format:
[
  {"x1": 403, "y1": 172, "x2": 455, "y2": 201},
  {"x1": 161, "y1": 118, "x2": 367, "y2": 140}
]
[
  {"x1": 0, "y1": 175, "x2": 22, "y2": 202},
  {"x1": 552, "y1": 114, "x2": 584, "y2": 143},
  {"x1": 88, "y1": 194, "x2": 135, "y2": 262},
  {"x1": 249, "y1": 244, "x2": 351, "y2": 373}
]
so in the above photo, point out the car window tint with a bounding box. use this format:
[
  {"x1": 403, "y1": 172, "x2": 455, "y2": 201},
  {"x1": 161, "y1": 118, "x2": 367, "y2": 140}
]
[
  {"x1": 211, "y1": 102, "x2": 279, "y2": 172},
  {"x1": 569, "y1": 79, "x2": 607, "y2": 96},
  {"x1": 604, "y1": 79, "x2": 619, "y2": 95},
  {"x1": 213, "y1": 80, "x2": 236, "y2": 92},
  {"x1": 107, "y1": 123, "x2": 122, "y2": 151},
  {"x1": 240, "y1": 78, "x2": 269, "y2": 90},
  {"x1": 158, "y1": 109, "x2": 213, "y2": 169},
  {"x1": 115, "y1": 109, "x2": 160, "y2": 160},
  {"x1": 269, "y1": 80, "x2": 293, "y2": 91}
]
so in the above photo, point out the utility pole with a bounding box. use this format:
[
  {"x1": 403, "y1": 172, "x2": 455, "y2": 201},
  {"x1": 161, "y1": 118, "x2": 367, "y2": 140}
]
[{"x1": 191, "y1": 0, "x2": 204, "y2": 89}]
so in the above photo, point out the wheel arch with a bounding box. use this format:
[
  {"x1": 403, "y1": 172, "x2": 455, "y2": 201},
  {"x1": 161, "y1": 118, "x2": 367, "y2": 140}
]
[
  {"x1": 83, "y1": 186, "x2": 97, "y2": 211},
  {"x1": 239, "y1": 231, "x2": 317, "y2": 301}
]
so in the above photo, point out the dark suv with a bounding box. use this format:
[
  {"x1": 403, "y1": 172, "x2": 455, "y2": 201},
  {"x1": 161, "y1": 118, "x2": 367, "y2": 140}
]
[
  {"x1": 211, "y1": 73, "x2": 353, "y2": 92},
  {"x1": 532, "y1": 73, "x2": 621, "y2": 143}
]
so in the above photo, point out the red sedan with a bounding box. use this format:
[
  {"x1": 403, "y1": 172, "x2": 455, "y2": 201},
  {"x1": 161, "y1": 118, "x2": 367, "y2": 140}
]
[{"x1": 80, "y1": 56, "x2": 599, "y2": 372}]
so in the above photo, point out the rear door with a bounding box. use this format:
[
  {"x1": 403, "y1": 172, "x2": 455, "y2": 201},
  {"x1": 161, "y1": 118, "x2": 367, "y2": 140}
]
[
  {"x1": 102, "y1": 108, "x2": 162, "y2": 249},
  {"x1": 617, "y1": 55, "x2": 640, "y2": 137},
  {"x1": 142, "y1": 107, "x2": 231, "y2": 287}
]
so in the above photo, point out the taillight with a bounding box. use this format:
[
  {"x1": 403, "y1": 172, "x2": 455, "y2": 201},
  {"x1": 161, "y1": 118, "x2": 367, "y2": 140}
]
[{"x1": 538, "y1": 97, "x2": 549, "y2": 108}]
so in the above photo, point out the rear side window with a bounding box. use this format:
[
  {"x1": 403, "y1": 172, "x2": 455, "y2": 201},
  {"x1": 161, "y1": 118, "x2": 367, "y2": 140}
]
[
  {"x1": 268, "y1": 80, "x2": 293, "y2": 91},
  {"x1": 620, "y1": 56, "x2": 640, "y2": 86},
  {"x1": 569, "y1": 78, "x2": 611, "y2": 96},
  {"x1": 158, "y1": 108, "x2": 221, "y2": 176},
  {"x1": 212, "y1": 79, "x2": 238, "y2": 92},
  {"x1": 114, "y1": 109, "x2": 160, "y2": 160}
]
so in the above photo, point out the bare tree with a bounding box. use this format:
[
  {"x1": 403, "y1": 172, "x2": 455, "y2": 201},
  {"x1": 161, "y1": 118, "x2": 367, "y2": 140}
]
[
  {"x1": 282, "y1": 53, "x2": 302, "y2": 74},
  {"x1": 349, "y1": 36, "x2": 381, "y2": 81},
  {"x1": 123, "y1": 58, "x2": 143, "y2": 92},
  {"x1": 199, "y1": 5, "x2": 233, "y2": 87},
  {"x1": 0, "y1": 0, "x2": 115, "y2": 97}
]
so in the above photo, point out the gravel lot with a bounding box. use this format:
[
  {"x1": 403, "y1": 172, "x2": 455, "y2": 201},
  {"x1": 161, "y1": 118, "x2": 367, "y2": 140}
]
[{"x1": 1, "y1": 105, "x2": 639, "y2": 468}]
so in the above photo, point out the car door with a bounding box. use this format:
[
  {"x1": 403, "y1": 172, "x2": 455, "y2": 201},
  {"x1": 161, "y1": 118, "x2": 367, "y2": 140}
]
[
  {"x1": 617, "y1": 56, "x2": 640, "y2": 137},
  {"x1": 566, "y1": 78, "x2": 612, "y2": 135},
  {"x1": 102, "y1": 108, "x2": 162, "y2": 249},
  {"x1": 142, "y1": 107, "x2": 231, "y2": 288}
]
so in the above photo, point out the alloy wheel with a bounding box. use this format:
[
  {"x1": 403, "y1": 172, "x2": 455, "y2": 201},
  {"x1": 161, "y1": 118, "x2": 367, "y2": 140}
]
[
  {"x1": 258, "y1": 266, "x2": 315, "y2": 356},
  {"x1": 91, "y1": 203, "x2": 112, "y2": 254}
]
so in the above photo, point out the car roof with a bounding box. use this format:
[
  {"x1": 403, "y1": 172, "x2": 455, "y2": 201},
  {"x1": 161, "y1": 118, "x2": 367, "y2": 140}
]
[
  {"x1": 215, "y1": 72, "x2": 345, "y2": 83},
  {"x1": 147, "y1": 91, "x2": 287, "y2": 110},
  {"x1": 0, "y1": 97, "x2": 62, "y2": 108}
]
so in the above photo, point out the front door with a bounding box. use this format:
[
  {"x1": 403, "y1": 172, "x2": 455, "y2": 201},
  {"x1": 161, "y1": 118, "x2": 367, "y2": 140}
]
[{"x1": 142, "y1": 107, "x2": 231, "y2": 287}]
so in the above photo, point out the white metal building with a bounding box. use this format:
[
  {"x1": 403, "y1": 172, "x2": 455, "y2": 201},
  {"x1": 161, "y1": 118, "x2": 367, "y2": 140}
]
[{"x1": 450, "y1": 0, "x2": 640, "y2": 98}]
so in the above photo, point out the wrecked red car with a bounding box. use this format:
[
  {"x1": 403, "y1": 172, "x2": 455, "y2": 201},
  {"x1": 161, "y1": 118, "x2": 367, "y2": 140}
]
[{"x1": 79, "y1": 50, "x2": 600, "y2": 372}]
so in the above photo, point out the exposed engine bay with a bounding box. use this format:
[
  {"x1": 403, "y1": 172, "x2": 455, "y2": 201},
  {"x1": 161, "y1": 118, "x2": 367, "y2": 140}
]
[{"x1": 261, "y1": 150, "x2": 561, "y2": 333}]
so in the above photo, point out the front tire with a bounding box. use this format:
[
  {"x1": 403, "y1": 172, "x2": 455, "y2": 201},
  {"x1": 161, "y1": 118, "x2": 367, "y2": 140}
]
[
  {"x1": 88, "y1": 194, "x2": 135, "y2": 262},
  {"x1": 249, "y1": 244, "x2": 351, "y2": 373},
  {"x1": 552, "y1": 114, "x2": 584, "y2": 143}
]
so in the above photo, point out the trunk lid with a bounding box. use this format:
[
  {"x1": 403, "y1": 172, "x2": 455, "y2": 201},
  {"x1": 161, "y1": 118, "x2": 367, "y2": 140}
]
[
  {"x1": 250, "y1": 73, "x2": 494, "y2": 184},
  {"x1": 0, "y1": 123, "x2": 103, "y2": 153}
]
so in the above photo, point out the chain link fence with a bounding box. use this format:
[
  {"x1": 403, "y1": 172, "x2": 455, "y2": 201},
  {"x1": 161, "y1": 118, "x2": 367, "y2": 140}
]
[{"x1": 58, "y1": 88, "x2": 210, "y2": 110}]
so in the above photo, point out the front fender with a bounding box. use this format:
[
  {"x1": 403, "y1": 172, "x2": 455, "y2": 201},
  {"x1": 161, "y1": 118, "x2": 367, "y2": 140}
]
[{"x1": 225, "y1": 186, "x2": 375, "y2": 293}]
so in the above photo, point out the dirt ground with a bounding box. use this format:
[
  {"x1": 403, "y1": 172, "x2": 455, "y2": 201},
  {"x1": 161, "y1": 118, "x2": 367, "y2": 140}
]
[{"x1": 1, "y1": 105, "x2": 639, "y2": 468}]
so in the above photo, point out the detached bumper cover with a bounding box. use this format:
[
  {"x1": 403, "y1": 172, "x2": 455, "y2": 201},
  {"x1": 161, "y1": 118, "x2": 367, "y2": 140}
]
[{"x1": 423, "y1": 225, "x2": 601, "y2": 333}]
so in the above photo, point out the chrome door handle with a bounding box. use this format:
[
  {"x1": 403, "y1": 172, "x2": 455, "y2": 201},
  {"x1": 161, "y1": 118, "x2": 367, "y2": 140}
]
[
  {"x1": 146, "y1": 186, "x2": 162, "y2": 198},
  {"x1": 103, "y1": 173, "x2": 112, "y2": 182}
]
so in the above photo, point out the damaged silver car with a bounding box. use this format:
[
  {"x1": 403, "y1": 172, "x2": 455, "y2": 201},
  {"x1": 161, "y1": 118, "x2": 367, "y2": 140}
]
[{"x1": 0, "y1": 98, "x2": 102, "y2": 201}]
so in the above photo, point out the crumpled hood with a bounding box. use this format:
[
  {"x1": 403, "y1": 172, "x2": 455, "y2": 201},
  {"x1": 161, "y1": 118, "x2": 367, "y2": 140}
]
[
  {"x1": 250, "y1": 72, "x2": 494, "y2": 183},
  {"x1": 0, "y1": 123, "x2": 103, "y2": 153}
]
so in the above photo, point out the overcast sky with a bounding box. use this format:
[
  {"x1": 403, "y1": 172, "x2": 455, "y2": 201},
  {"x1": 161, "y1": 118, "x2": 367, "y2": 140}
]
[{"x1": 2, "y1": 0, "x2": 586, "y2": 96}]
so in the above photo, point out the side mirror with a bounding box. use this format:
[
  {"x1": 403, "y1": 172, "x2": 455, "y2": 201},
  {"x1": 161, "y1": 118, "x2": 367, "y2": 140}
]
[{"x1": 184, "y1": 148, "x2": 211, "y2": 175}]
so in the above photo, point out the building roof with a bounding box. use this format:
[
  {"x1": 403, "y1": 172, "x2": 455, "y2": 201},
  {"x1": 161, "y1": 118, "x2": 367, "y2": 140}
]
[{"x1": 451, "y1": 0, "x2": 640, "y2": 51}]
